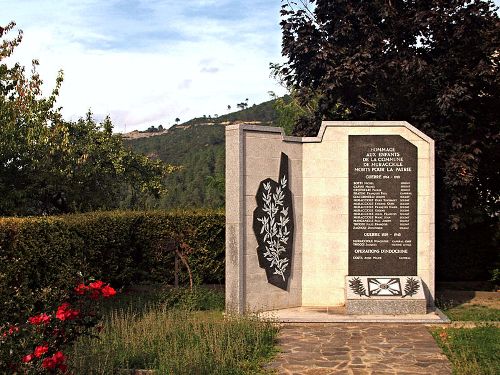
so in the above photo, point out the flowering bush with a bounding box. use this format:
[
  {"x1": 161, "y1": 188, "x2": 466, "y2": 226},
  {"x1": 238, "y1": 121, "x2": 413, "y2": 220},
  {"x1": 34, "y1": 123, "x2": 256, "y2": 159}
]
[{"x1": 0, "y1": 280, "x2": 116, "y2": 374}]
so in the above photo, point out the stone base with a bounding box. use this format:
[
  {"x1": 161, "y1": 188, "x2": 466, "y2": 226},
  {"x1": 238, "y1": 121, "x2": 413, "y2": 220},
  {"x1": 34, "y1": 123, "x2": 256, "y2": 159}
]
[
  {"x1": 346, "y1": 299, "x2": 427, "y2": 315},
  {"x1": 259, "y1": 306, "x2": 449, "y2": 323},
  {"x1": 345, "y1": 276, "x2": 427, "y2": 315}
]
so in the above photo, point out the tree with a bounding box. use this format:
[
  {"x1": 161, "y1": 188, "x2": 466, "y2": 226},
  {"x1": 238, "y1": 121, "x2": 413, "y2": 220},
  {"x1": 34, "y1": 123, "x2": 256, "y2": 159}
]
[
  {"x1": 175, "y1": 117, "x2": 180, "y2": 124},
  {"x1": 236, "y1": 102, "x2": 248, "y2": 110},
  {"x1": 269, "y1": 91, "x2": 318, "y2": 135},
  {"x1": 276, "y1": 0, "x2": 500, "y2": 230},
  {"x1": 0, "y1": 23, "x2": 173, "y2": 215}
]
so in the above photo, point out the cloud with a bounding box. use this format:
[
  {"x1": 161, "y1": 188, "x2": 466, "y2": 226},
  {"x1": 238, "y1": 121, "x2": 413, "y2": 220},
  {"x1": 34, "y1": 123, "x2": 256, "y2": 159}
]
[
  {"x1": 178, "y1": 79, "x2": 193, "y2": 89},
  {"x1": 0, "y1": 1, "x2": 287, "y2": 131},
  {"x1": 201, "y1": 66, "x2": 219, "y2": 74}
]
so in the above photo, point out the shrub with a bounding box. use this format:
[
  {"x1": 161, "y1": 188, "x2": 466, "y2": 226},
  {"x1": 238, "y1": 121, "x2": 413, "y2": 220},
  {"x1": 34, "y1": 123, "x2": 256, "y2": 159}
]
[
  {"x1": 0, "y1": 210, "x2": 224, "y2": 323},
  {"x1": 159, "y1": 286, "x2": 225, "y2": 311},
  {"x1": 0, "y1": 280, "x2": 116, "y2": 374}
]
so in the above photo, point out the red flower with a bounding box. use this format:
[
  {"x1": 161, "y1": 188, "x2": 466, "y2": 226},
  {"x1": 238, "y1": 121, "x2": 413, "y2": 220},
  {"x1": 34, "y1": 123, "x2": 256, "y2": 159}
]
[
  {"x1": 89, "y1": 280, "x2": 105, "y2": 290},
  {"x1": 53, "y1": 351, "x2": 66, "y2": 364},
  {"x1": 28, "y1": 313, "x2": 51, "y2": 325},
  {"x1": 56, "y1": 303, "x2": 70, "y2": 320},
  {"x1": 34, "y1": 344, "x2": 49, "y2": 358},
  {"x1": 41, "y1": 351, "x2": 66, "y2": 370},
  {"x1": 7, "y1": 325, "x2": 19, "y2": 335},
  {"x1": 56, "y1": 303, "x2": 79, "y2": 321},
  {"x1": 42, "y1": 357, "x2": 57, "y2": 370},
  {"x1": 74, "y1": 283, "x2": 88, "y2": 295},
  {"x1": 70, "y1": 309, "x2": 80, "y2": 319},
  {"x1": 101, "y1": 285, "x2": 116, "y2": 298},
  {"x1": 22, "y1": 354, "x2": 34, "y2": 363}
]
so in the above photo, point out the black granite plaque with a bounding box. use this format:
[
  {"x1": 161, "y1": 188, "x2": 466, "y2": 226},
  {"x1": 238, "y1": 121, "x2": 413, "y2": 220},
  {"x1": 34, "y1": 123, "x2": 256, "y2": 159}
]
[
  {"x1": 253, "y1": 153, "x2": 294, "y2": 290},
  {"x1": 348, "y1": 135, "x2": 417, "y2": 276}
]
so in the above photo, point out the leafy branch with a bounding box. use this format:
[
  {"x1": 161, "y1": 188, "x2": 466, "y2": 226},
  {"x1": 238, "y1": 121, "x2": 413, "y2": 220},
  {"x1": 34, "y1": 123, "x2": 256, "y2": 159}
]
[
  {"x1": 349, "y1": 277, "x2": 369, "y2": 297},
  {"x1": 402, "y1": 277, "x2": 420, "y2": 298},
  {"x1": 256, "y1": 176, "x2": 291, "y2": 281}
]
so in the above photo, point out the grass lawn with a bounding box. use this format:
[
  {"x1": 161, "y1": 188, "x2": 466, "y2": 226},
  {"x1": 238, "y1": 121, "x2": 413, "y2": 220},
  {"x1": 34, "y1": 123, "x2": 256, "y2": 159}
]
[
  {"x1": 69, "y1": 286, "x2": 278, "y2": 374},
  {"x1": 442, "y1": 305, "x2": 500, "y2": 322},
  {"x1": 431, "y1": 326, "x2": 499, "y2": 375},
  {"x1": 432, "y1": 296, "x2": 500, "y2": 375}
]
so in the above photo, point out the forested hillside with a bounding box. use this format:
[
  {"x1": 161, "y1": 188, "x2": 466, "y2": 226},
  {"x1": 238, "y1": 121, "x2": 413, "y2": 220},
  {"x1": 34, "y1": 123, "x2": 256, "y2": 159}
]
[
  {"x1": 124, "y1": 98, "x2": 283, "y2": 209},
  {"x1": 126, "y1": 124, "x2": 225, "y2": 208}
]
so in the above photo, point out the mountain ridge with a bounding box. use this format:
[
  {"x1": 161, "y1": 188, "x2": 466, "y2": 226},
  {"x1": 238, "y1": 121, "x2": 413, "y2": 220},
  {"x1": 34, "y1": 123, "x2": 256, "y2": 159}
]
[
  {"x1": 122, "y1": 97, "x2": 279, "y2": 140},
  {"x1": 123, "y1": 97, "x2": 283, "y2": 209}
]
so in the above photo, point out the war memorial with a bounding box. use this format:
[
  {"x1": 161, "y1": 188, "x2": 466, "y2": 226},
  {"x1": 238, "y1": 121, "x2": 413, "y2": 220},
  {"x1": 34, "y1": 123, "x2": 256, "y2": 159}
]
[{"x1": 225, "y1": 121, "x2": 447, "y2": 322}]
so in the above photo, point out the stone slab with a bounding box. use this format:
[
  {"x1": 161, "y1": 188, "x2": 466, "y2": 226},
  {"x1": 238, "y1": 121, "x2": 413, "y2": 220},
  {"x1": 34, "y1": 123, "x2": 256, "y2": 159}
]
[
  {"x1": 348, "y1": 135, "x2": 418, "y2": 276},
  {"x1": 259, "y1": 306, "x2": 450, "y2": 324},
  {"x1": 347, "y1": 299, "x2": 427, "y2": 315}
]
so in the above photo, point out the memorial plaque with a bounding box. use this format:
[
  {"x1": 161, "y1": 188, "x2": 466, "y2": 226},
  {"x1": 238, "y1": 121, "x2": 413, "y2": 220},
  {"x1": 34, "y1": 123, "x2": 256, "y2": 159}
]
[{"x1": 349, "y1": 135, "x2": 417, "y2": 276}]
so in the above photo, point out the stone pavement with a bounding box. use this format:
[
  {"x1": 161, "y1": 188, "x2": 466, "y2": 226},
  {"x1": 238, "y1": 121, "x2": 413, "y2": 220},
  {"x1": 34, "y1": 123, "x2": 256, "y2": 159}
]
[{"x1": 267, "y1": 324, "x2": 452, "y2": 375}]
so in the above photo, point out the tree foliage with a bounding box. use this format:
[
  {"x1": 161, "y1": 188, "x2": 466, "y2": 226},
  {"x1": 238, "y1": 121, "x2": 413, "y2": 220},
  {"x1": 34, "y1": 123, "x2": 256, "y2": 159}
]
[
  {"x1": 126, "y1": 123, "x2": 225, "y2": 209},
  {"x1": 0, "y1": 23, "x2": 173, "y2": 215},
  {"x1": 276, "y1": 0, "x2": 500, "y2": 228},
  {"x1": 268, "y1": 92, "x2": 319, "y2": 135}
]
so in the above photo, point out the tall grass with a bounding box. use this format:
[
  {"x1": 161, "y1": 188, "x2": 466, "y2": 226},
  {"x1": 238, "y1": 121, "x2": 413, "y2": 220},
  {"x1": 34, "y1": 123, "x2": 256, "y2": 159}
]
[{"x1": 70, "y1": 306, "x2": 277, "y2": 374}]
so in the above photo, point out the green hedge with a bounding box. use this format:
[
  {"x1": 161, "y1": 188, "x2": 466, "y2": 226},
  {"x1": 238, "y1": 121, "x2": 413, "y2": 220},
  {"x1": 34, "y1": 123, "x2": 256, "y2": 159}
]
[{"x1": 0, "y1": 210, "x2": 224, "y2": 323}]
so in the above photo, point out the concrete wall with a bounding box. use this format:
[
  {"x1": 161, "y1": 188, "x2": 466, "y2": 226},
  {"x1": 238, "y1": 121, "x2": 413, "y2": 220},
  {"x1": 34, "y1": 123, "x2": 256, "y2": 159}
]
[
  {"x1": 225, "y1": 125, "x2": 303, "y2": 312},
  {"x1": 226, "y1": 122, "x2": 435, "y2": 312}
]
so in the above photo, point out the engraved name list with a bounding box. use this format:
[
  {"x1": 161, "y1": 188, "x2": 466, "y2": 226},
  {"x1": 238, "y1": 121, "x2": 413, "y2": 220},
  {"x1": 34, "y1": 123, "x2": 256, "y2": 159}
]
[{"x1": 348, "y1": 135, "x2": 417, "y2": 276}]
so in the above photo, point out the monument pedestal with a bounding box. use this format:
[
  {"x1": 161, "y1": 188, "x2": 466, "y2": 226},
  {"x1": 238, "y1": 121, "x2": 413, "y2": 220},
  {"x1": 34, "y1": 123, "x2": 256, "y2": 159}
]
[{"x1": 345, "y1": 276, "x2": 427, "y2": 315}]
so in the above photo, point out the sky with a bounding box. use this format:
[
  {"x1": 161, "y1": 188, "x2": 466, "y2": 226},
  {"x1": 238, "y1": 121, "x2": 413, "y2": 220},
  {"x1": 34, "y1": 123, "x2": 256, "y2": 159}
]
[
  {"x1": 1, "y1": 0, "x2": 287, "y2": 133},
  {"x1": 2, "y1": 1, "x2": 499, "y2": 133}
]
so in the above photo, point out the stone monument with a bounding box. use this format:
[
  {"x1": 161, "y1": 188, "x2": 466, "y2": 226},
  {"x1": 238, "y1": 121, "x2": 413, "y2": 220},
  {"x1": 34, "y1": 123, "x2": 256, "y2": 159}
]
[{"x1": 226, "y1": 121, "x2": 435, "y2": 318}]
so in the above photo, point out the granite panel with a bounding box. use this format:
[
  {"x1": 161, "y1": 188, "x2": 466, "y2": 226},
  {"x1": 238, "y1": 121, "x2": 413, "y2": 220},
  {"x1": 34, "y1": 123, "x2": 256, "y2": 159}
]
[{"x1": 346, "y1": 299, "x2": 427, "y2": 315}]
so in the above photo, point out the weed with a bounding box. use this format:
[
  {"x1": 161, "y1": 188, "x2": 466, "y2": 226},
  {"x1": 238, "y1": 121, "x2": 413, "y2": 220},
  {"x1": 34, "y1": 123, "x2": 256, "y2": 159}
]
[{"x1": 70, "y1": 304, "x2": 277, "y2": 374}]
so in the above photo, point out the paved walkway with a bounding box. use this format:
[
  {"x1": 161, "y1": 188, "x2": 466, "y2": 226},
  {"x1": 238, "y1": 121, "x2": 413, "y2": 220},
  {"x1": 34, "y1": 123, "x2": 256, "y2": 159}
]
[{"x1": 267, "y1": 324, "x2": 452, "y2": 375}]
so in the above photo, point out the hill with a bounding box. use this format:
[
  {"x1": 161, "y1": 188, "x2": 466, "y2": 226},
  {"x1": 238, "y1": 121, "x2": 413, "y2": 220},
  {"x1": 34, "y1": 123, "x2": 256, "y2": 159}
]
[
  {"x1": 124, "y1": 97, "x2": 283, "y2": 209},
  {"x1": 181, "y1": 97, "x2": 278, "y2": 126}
]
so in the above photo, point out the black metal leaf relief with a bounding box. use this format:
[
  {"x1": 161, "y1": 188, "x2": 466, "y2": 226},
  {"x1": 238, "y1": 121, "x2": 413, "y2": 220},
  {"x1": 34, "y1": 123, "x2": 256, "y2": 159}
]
[
  {"x1": 252, "y1": 153, "x2": 294, "y2": 290},
  {"x1": 349, "y1": 277, "x2": 368, "y2": 297},
  {"x1": 402, "y1": 277, "x2": 420, "y2": 298}
]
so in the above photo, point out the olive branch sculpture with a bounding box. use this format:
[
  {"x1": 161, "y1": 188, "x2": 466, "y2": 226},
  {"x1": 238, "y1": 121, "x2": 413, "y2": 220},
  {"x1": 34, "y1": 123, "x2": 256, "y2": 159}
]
[
  {"x1": 349, "y1": 277, "x2": 369, "y2": 297},
  {"x1": 402, "y1": 277, "x2": 420, "y2": 298},
  {"x1": 253, "y1": 153, "x2": 294, "y2": 290}
]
